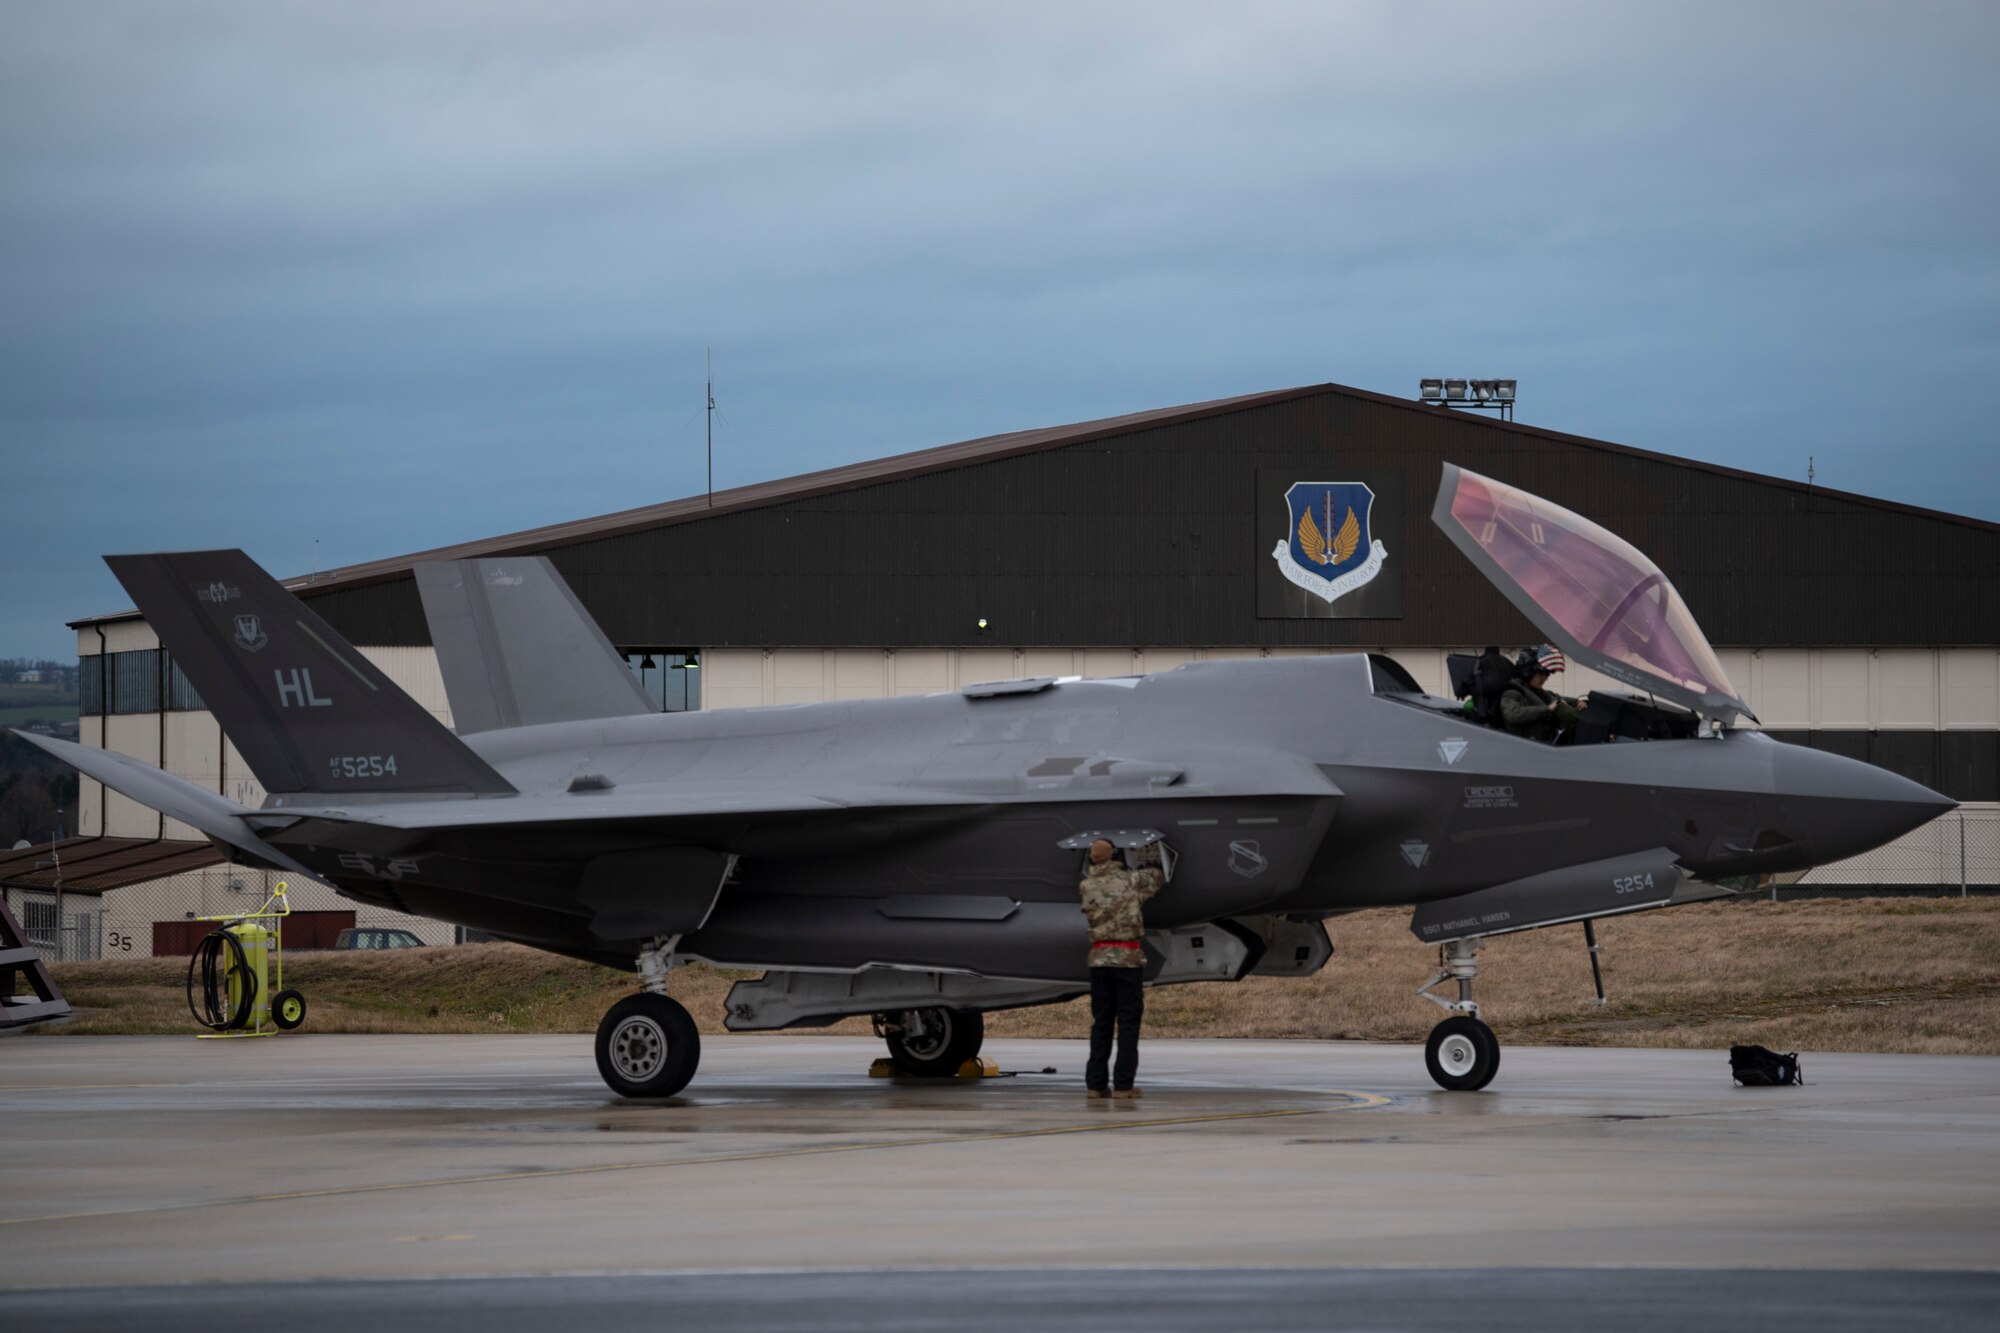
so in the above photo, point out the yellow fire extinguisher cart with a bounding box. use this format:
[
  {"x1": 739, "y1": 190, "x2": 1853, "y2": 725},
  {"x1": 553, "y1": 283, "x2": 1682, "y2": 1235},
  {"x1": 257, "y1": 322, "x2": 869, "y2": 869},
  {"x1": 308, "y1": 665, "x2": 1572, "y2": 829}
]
[{"x1": 185, "y1": 881, "x2": 307, "y2": 1037}]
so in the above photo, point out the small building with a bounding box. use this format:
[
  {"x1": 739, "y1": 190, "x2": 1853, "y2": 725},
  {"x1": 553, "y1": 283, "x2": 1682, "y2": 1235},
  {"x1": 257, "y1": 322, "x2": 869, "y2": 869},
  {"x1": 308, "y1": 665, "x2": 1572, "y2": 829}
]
[{"x1": 11, "y1": 380, "x2": 1996, "y2": 956}]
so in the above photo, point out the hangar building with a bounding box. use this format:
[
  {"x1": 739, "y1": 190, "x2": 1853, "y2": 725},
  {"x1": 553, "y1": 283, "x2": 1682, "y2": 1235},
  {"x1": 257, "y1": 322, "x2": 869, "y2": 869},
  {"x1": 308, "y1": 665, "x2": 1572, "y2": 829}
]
[{"x1": 8, "y1": 381, "x2": 1996, "y2": 958}]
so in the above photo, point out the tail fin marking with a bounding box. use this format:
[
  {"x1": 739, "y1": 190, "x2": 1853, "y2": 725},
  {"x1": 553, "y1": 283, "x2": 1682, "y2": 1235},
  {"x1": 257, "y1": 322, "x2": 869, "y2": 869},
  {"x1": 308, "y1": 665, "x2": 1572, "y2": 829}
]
[{"x1": 105, "y1": 551, "x2": 515, "y2": 797}]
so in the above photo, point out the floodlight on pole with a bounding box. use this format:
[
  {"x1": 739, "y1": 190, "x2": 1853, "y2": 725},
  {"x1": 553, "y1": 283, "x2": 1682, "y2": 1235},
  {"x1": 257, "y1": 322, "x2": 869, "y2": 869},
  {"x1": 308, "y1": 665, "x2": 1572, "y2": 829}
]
[
  {"x1": 1444, "y1": 378, "x2": 1468, "y2": 401},
  {"x1": 1419, "y1": 378, "x2": 1444, "y2": 401}
]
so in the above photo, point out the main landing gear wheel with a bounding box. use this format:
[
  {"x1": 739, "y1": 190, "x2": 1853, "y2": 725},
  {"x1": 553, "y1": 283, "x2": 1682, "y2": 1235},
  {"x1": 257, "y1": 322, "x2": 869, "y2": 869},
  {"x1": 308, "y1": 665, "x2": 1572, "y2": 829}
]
[
  {"x1": 1425, "y1": 1015, "x2": 1501, "y2": 1092},
  {"x1": 595, "y1": 993, "x2": 701, "y2": 1098},
  {"x1": 879, "y1": 1006, "x2": 984, "y2": 1077}
]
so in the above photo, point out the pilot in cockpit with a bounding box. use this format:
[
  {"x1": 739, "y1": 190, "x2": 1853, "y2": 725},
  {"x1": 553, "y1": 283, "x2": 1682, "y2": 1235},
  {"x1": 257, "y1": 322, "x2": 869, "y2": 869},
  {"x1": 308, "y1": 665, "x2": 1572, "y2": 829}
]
[{"x1": 1500, "y1": 645, "x2": 1588, "y2": 744}]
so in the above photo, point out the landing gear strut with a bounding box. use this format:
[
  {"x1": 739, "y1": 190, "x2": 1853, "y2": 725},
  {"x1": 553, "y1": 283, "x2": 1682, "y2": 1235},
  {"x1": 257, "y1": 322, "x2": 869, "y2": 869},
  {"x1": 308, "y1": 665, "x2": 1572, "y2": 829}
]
[
  {"x1": 873, "y1": 1006, "x2": 984, "y2": 1077},
  {"x1": 1417, "y1": 939, "x2": 1500, "y2": 1092},
  {"x1": 595, "y1": 935, "x2": 700, "y2": 1099}
]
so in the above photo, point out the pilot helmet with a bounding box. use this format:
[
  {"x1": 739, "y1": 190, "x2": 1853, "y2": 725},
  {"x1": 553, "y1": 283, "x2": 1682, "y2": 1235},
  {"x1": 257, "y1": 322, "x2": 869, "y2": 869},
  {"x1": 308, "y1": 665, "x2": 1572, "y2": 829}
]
[{"x1": 1515, "y1": 645, "x2": 1565, "y2": 676}]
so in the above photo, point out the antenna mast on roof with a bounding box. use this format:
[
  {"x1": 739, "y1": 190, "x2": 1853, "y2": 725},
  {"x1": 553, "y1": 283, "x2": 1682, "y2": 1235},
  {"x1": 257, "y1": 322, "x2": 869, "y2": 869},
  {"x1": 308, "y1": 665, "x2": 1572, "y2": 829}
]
[{"x1": 706, "y1": 348, "x2": 715, "y2": 508}]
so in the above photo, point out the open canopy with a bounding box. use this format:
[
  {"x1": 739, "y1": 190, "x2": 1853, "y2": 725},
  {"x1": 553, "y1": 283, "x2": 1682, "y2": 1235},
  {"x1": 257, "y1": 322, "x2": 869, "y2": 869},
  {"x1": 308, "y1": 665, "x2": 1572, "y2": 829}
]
[{"x1": 1431, "y1": 463, "x2": 1754, "y2": 723}]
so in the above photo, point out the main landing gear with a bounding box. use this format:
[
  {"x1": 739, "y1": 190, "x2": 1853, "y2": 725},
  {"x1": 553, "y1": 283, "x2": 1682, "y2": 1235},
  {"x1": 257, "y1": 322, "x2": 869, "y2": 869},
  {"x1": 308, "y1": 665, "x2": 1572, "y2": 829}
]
[
  {"x1": 595, "y1": 936, "x2": 701, "y2": 1099},
  {"x1": 1417, "y1": 939, "x2": 1500, "y2": 1092},
  {"x1": 872, "y1": 1006, "x2": 985, "y2": 1077}
]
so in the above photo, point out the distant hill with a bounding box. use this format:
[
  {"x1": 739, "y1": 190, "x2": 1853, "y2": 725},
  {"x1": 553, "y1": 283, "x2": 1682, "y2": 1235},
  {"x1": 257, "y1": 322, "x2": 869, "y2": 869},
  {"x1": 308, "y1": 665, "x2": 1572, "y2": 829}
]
[{"x1": 0, "y1": 677, "x2": 79, "y2": 730}]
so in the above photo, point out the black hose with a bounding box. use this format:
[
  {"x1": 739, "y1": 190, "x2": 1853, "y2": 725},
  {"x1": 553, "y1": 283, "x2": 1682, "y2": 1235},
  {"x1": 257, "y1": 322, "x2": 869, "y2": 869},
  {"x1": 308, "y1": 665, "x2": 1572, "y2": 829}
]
[{"x1": 185, "y1": 928, "x2": 255, "y2": 1031}]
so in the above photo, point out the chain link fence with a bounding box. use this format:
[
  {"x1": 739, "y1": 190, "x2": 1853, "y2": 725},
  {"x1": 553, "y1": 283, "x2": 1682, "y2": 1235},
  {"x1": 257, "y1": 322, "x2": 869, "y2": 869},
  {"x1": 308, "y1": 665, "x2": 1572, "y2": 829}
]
[{"x1": 4, "y1": 864, "x2": 454, "y2": 964}]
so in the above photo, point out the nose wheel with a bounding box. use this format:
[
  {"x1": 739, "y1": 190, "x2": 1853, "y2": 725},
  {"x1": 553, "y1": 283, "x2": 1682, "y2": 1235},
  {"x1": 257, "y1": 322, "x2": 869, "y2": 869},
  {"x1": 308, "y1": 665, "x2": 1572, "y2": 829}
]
[
  {"x1": 1418, "y1": 939, "x2": 1502, "y2": 1092},
  {"x1": 1425, "y1": 1014, "x2": 1501, "y2": 1091}
]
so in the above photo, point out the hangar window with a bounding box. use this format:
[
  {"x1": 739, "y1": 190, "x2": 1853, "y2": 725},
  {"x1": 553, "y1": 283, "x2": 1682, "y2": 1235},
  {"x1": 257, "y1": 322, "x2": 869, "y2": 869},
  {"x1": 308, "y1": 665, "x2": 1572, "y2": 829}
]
[
  {"x1": 623, "y1": 650, "x2": 701, "y2": 712},
  {"x1": 82, "y1": 651, "x2": 205, "y2": 716},
  {"x1": 81, "y1": 659, "x2": 104, "y2": 716},
  {"x1": 166, "y1": 658, "x2": 204, "y2": 712},
  {"x1": 109, "y1": 649, "x2": 160, "y2": 715}
]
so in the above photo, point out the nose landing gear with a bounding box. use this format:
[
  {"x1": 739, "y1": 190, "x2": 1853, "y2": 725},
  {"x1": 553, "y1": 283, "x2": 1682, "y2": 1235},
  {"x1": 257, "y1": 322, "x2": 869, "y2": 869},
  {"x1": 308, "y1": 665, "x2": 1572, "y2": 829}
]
[{"x1": 1418, "y1": 939, "x2": 1500, "y2": 1091}]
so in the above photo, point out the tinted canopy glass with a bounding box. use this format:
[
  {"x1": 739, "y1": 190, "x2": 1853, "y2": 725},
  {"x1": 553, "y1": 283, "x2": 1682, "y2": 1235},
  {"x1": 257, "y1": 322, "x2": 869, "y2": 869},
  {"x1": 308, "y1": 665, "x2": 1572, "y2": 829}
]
[{"x1": 1431, "y1": 464, "x2": 1752, "y2": 722}]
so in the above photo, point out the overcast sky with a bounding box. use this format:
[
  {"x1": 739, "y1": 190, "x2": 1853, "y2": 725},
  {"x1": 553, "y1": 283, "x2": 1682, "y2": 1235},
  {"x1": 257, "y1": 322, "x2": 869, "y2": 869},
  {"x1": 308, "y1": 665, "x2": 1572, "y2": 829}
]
[{"x1": 2, "y1": 2, "x2": 1995, "y2": 659}]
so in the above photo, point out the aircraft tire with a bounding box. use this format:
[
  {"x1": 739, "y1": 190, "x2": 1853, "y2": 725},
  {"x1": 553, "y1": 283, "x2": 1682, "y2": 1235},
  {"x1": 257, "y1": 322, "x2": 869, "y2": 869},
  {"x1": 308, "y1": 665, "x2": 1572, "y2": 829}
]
[
  {"x1": 595, "y1": 993, "x2": 701, "y2": 1098},
  {"x1": 883, "y1": 1007, "x2": 984, "y2": 1077},
  {"x1": 1424, "y1": 1015, "x2": 1500, "y2": 1092}
]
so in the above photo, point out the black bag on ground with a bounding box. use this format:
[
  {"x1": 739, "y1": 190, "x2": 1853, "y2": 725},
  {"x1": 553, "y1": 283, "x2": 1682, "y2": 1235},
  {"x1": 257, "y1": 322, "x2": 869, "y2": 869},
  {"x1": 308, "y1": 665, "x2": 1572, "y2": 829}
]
[{"x1": 1730, "y1": 1044, "x2": 1802, "y2": 1086}]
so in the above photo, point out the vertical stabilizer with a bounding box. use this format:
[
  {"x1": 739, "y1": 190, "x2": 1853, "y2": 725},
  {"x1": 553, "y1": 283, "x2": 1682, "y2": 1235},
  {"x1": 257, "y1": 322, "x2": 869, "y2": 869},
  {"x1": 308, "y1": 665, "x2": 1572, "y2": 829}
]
[
  {"x1": 105, "y1": 551, "x2": 514, "y2": 797},
  {"x1": 413, "y1": 557, "x2": 655, "y2": 734}
]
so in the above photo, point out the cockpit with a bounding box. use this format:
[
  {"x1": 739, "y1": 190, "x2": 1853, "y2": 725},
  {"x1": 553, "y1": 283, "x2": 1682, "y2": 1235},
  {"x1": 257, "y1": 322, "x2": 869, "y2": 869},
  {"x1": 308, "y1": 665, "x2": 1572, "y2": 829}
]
[
  {"x1": 1369, "y1": 651, "x2": 1702, "y2": 745},
  {"x1": 1360, "y1": 464, "x2": 1756, "y2": 745},
  {"x1": 1425, "y1": 464, "x2": 1756, "y2": 732}
]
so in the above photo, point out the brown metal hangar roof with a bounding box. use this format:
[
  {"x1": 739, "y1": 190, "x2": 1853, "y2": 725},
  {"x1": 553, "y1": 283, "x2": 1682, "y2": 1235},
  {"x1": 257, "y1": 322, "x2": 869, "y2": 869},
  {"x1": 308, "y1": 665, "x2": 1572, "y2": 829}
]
[{"x1": 0, "y1": 838, "x2": 224, "y2": 895}]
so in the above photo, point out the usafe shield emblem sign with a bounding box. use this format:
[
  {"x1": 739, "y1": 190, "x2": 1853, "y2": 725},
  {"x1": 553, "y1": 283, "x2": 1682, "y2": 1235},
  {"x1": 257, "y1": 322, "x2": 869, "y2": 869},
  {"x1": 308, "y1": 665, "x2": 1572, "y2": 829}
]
[{"x1": 1271, "y1": 481, "x2": 1389, "y2": 605}]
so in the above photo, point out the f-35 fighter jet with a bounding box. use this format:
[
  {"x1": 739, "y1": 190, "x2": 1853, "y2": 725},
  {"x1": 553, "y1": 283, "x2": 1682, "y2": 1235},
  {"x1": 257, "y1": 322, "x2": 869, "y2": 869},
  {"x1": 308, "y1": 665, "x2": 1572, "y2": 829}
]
[{"x1": 19, "y1": 465, "x2": 1952, "y2": 1096}]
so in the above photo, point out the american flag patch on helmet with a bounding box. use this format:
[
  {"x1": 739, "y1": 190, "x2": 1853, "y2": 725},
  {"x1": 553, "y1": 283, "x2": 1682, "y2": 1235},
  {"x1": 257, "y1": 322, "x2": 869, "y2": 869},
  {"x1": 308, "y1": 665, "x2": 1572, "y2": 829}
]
[{"x1": 1537, "y1": 647, "x2": 1567, "y2": 674}]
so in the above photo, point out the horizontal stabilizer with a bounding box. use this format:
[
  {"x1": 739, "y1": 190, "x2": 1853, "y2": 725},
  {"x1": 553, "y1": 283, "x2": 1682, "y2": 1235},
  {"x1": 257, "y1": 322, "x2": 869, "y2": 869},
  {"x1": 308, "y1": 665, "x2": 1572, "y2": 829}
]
[
  {"x1": 414, "y1": 557, "x2": 654, "y2": 734},
  {"x1": 105, "y1": 550, "x2": 514, "y2": 797},
  {"x1": 10, "y1": 730, "x2": 314, "y2": 876},
  {"x1": 1410, "y1": 847, "x2": 1691, "y2": 944}
]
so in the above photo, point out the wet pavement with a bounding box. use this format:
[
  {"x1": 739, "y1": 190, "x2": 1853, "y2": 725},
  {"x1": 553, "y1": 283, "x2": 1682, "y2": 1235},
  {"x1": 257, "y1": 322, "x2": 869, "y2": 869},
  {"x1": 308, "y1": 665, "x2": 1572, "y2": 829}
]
[{"x1": 2, "y1": 1035, "x2": 1996, "y2": 1326}]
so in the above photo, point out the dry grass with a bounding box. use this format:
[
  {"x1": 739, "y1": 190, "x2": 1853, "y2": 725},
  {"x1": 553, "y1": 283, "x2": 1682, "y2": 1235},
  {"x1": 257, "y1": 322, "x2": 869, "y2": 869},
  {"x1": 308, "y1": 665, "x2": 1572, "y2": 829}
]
[
  {"x1": 34, "y1": 898, "x2": 2000, "y2": 1054},
  {"x1": 985, "y1": 897, "x2": 2000, "y2": 1055}
]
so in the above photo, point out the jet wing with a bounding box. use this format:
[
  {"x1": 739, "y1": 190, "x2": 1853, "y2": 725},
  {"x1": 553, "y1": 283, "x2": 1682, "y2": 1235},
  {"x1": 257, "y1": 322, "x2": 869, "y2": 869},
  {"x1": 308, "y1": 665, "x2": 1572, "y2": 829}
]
[
  {"x1": 1432, "y1": 463, "x2": 1755, "y2": 723},
  {"x1": 10, "y1": 729, "x2": 316, "y2": 877}
]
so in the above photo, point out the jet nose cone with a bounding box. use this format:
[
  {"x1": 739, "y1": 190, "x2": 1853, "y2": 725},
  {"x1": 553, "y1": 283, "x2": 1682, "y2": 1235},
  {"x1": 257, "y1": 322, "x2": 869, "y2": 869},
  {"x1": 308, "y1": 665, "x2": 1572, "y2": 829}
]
[{"x1": 1772, "y1": 742, "x2": 1957, "y2": 866}]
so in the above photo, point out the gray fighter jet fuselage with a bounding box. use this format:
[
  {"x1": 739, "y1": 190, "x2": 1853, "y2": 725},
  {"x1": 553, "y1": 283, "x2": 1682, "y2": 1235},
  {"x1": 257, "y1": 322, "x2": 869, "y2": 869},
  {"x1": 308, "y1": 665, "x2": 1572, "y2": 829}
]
[{"x1": 286, "y1": 654, "x2": 1942, "y2": 971}]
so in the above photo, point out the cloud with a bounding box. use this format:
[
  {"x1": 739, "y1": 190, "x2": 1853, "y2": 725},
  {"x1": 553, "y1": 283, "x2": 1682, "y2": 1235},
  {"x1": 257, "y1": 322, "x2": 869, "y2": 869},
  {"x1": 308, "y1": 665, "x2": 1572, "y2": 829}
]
[{"x1": 2, "y1": 1, "x2": 1995, "y2": 656}]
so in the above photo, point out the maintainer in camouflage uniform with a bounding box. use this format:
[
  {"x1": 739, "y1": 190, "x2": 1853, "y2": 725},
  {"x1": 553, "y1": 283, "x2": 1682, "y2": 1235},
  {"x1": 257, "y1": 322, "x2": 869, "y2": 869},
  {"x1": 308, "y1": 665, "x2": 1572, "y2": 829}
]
[{"x1": 1078, "y1": 838, "x2": 1165, "y2": 1098}]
